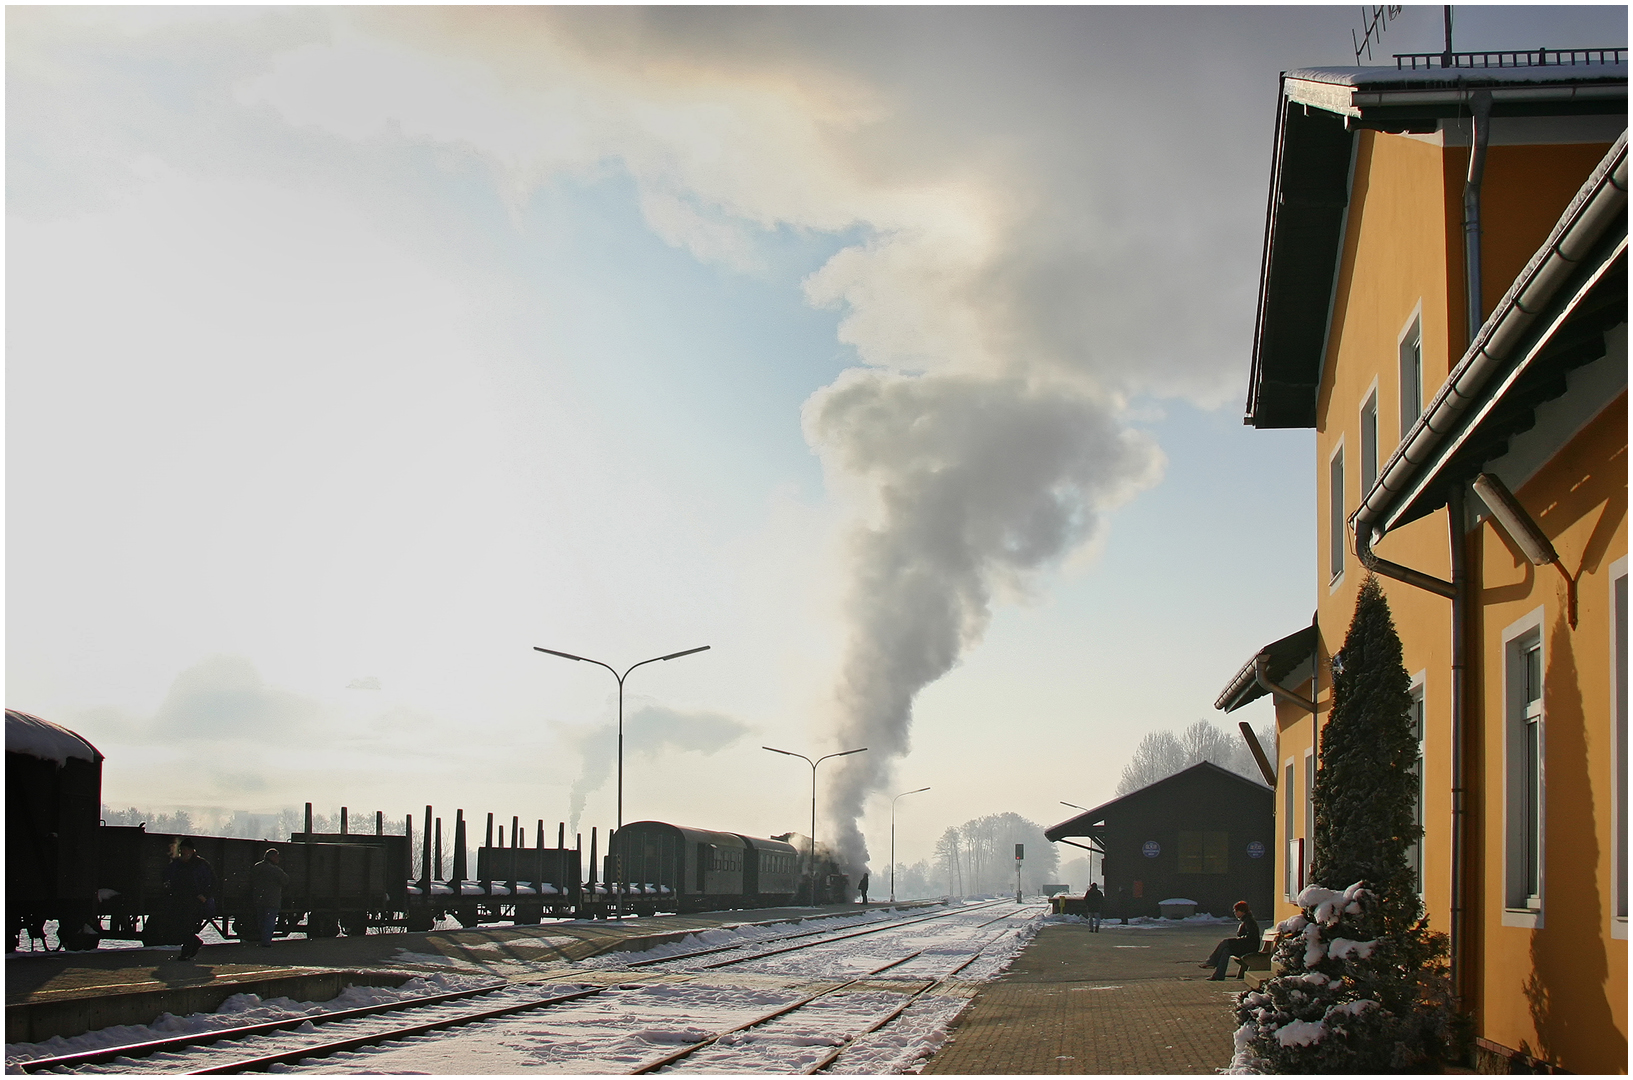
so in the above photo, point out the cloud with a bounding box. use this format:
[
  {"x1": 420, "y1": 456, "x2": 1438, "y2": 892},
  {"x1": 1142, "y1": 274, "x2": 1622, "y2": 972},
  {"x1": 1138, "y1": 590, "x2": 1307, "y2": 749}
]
[
  {"x1": 562, "y1": 705, "x2": 752, "y2": 833},
  {"x1": 347, "y1": 676, "x2": 382, "y2": 691},
  {"x1": 151, "y1": 654, "x2": 324, "y2": 740}
]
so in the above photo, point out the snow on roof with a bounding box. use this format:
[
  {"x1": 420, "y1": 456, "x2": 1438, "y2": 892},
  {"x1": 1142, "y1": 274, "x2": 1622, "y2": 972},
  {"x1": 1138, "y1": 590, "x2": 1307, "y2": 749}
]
[
  {"x1": 1286, "y1": 62, "x2": 1627, "y2": 90},
  {"x1": 5, "y1": 709, "x2": 102, "y2": 766}
]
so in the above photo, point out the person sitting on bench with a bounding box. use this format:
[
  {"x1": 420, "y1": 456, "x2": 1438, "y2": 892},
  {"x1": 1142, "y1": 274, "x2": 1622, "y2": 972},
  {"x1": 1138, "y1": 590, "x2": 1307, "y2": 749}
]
[{"x1": 1200, "y1": 901, "x2": 1259, "y2": 981}]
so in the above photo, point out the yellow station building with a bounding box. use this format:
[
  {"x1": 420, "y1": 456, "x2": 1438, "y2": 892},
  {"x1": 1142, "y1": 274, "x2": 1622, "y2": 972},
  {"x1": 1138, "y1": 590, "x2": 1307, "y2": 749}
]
[{"x1": 1213, "y1": 53, "x2": 1627, "y2": 1072}]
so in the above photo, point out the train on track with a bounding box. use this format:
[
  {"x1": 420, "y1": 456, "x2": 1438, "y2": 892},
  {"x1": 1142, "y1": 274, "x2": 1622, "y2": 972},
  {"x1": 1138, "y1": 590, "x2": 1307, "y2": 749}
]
[{"x1": 6, "y1": 710, "x2": 851, "y2": 951}]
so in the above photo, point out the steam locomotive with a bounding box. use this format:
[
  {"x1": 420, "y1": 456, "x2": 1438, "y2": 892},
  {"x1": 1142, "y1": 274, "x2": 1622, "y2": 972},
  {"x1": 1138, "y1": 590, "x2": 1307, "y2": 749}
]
[{"x1": 7, "y1": 710, "x2": 846, "y2": 950}]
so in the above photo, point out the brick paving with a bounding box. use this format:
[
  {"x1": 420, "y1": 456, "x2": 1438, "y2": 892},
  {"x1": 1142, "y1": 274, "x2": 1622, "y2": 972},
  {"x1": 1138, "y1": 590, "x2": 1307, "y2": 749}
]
[{"x1": 922, "y1": 920, "x2": 1245, "y2": 1074}]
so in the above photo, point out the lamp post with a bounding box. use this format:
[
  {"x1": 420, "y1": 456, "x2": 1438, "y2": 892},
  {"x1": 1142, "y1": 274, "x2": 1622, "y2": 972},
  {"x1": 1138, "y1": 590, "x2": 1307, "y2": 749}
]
[
  {"x1": 762, "y1": 745, "x2": 867, "y2": 905},
  {"x1": 534, "y1": 645, "x2": 710, "y2": 832},
  {"x1": 890, "y1": 787, "x2": 930, "y2": 904}
]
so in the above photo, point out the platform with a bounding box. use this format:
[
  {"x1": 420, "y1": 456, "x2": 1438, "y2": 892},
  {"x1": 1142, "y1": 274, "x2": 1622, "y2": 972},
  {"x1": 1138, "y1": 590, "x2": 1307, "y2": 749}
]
[
  {"x1": 922, "y1": 920, "x2": 1245, "y2": 1074},
  {"x1": 6, "y1": 902, "x2": 919, "y2": 1044}
]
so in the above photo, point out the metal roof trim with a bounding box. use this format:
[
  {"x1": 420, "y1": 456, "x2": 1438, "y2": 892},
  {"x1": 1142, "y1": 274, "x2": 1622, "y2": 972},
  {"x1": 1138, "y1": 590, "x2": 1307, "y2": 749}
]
[
  {"x1": 1352, "y1": 131, "x2": 1628, "y2": 540},
  {"x1": 1213, "y1": 623, "x2": 1320, "y2": 714}
]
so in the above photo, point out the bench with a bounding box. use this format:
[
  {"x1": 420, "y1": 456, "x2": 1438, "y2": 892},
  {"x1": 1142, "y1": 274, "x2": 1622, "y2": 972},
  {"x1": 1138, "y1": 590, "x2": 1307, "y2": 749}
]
[{"x1": 1233, "y1": 929, "x2": 1281, "y2": 988}]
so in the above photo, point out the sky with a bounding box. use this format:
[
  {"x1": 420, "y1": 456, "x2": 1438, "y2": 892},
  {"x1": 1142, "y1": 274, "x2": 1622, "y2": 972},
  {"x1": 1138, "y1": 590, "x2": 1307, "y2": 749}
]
[{"x1": 8, "y1": 5, "x2": 1627, "y2": 876}]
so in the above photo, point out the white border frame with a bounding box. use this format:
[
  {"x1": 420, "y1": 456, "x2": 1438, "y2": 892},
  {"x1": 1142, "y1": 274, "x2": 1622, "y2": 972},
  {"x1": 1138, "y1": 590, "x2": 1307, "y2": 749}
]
[
  {"x1": 1283, "y1": 755, "x2": 1297, "y2": 901},
  {"x1": 1359, "y1": 376, "x2": 1381, "y2": 496},
  {"x1": 1611, "y1": 555, "x2": 1628, "y2": 940},
  {"x1": 1328, "y1": 436, "x2": 1347, "y2": 592},
  {"x1": 1397, "y1": 303, "x2": 1424, "y2": 446},
  {"x1": 1501, "y1": 605, "x2": 1547, "y2": 929}
]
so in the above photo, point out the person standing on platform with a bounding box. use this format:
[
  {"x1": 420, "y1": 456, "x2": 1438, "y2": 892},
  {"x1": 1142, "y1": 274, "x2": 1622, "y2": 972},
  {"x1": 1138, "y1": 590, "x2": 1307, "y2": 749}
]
[
  {"x1": 250, "y1": 848, "x2": 290, "y2": 948},
  {"x1": 163, "y1": 838, "x2": 214, "y2": 961},
  {"x1": 858, "y1": 871, "x2": 870, "y2": 903},
  {"x1": 1083, "y1": 882, "x2": 1104, "y2": 932}
]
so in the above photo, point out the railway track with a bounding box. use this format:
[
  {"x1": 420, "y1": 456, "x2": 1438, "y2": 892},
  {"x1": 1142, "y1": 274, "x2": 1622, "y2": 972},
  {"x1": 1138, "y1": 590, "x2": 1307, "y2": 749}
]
[{"x1": 12, "y1": 901, "x2": 1043, "y2": 1074}]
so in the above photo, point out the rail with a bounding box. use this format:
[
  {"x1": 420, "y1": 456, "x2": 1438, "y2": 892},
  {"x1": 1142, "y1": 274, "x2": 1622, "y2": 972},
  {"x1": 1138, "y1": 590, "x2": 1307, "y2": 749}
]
[{"x1": 1394, "y1": 47, "x2": 1625, "y2": 70}]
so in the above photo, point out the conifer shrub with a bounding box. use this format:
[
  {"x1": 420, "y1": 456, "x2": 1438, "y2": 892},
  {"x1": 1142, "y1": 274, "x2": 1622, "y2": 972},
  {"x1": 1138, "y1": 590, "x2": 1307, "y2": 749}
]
[{"x1": 1228, "y1": 575, "x2": 1457, "y2": 1072}]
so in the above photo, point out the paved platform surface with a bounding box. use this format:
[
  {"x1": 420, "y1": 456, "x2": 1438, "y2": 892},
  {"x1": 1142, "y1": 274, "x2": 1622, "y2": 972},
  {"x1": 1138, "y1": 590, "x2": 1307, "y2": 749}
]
[
  {"x1": 922, "y1": 919, "x2": 1245, "y2": 1075},
  {"x1": 5, "y1": 902, "x2": 908, "y2": 1007}
]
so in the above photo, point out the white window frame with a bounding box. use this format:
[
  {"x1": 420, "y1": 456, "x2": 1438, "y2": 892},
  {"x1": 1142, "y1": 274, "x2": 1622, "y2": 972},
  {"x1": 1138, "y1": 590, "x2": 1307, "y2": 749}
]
[
  {"x1": 1503, "y1": 606, "x2": 1546, "y2": 928},
  {"x1": 1283, "y1": 757, "x2": 1297, "y2": 899},
  {"x1": 1612, "y1": 555, "x2": 1628, "y2": 939},
  {"x1": 1359, "y1": 380, "x2": 1380, "y2": 497},
  {"x1": 1329, "y1": 438, "x2": 1346, "y2": 589},
  {"x1": 1304, "y1": 750, "x2": 1317, "y2": 885},
  {"x1": 1398, "y1": 306, "x2": 1423, "y2": 444},
  {"x1": 1406, "y1": 672, "x2": 1426, "y2": 895}
]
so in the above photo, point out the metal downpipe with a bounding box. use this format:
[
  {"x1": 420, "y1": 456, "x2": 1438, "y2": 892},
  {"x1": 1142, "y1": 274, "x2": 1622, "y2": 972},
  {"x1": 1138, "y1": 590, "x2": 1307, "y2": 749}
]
[
  {"x1": 1464, "y1": 90, "x2": 1494, "y2": 345},
  {"x1": 1448, "y1": 486, "x2": 1469, "y2": 1012}
]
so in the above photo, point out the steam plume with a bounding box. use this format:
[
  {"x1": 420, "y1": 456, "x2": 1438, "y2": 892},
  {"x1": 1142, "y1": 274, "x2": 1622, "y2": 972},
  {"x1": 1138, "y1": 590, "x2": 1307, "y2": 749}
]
[{"x1": 805, "y1": 370, "x2": 1162, "y2": 870}]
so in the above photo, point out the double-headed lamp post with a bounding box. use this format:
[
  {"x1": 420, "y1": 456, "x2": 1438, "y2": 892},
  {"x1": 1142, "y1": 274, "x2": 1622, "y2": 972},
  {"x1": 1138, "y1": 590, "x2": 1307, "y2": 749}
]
[
  {"x1": 762, "y1": 745, "x2": 867, "y2": 905},
  {"x1": 533, "y1": 645, "x2": 711, "y2": 832},
  {"x1": 890, "y1": 787, "x2": 930, "y2": 904}
]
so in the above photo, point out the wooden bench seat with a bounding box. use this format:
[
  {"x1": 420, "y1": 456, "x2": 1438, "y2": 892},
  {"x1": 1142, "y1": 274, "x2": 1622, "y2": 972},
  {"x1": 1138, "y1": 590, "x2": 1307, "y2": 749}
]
[{"x1": 1233, "y1": 930, "x2": 1281, "y2": 987}]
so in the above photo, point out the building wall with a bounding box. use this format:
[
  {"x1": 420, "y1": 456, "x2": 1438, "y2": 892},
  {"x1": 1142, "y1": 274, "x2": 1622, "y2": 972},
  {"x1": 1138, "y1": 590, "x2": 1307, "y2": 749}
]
[
  {"x1": 1304, "y1": 130, "x2": 1458, "y2": 933},
  {"x1": 1469, "y1": 391, "x2": 1628, "y2": 1073},
  {"x1": 1298, "y1": 123, "x2": 1623, "y2": 1070}
]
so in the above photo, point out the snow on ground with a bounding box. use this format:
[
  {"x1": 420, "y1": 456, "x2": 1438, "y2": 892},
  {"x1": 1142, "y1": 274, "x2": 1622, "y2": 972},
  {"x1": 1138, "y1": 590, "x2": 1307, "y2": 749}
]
[
  {"x1": 9, "y1": 901, "x2": 1045, "y2": 1074},
  {"x1": 3, "y1": 973, "x2": 498, "y2": 1067}
]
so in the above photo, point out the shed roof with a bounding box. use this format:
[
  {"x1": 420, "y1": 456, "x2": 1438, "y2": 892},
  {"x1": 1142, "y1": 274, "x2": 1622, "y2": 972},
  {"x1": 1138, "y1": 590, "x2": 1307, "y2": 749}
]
[{"x1": 1045, "y1": 761, "x2": 1271, "y2": 842}]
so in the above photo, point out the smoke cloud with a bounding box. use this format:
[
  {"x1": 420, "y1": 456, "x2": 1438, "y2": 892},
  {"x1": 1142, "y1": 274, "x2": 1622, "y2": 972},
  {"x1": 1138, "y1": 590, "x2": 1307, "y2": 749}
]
[
  {"x1": 564, "y1": 705, "x2": 751, "y2": 834},
  {"x1": 805, "y1": 372, "x2": 1162, "y2": 869}
]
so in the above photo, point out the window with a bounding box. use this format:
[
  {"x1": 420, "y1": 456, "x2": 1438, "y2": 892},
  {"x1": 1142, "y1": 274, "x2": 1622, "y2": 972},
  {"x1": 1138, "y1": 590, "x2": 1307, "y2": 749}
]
[
  {"x1": 1178, "y1": 831, "x2": 1230, "y2": 874},
  {"x1": 1614, "y1": 559, "x2": 1628, "y2": 936},
  {"x1": 1406, "y1": 682, "x2": 1425, "y2": 893},
  {"x1": 1399, "y1": 314, "x2": 1423, "y2": 442},
  {"x1": 1329, "y1": 444, "x2": 1346, "y2": 581},
  {"x1": 1360, "y1": 389, "x2": 1379, "y2": 495},
  {"x1": 1504, "y1": 615, "x2": 1545, "y2": 923},
  {"x1": 1284, "y1": 761, "x2": 1296, "y2": 897},
  {"x1": 1304, "y1": 751, "x2": 1317, "y2": 884}
]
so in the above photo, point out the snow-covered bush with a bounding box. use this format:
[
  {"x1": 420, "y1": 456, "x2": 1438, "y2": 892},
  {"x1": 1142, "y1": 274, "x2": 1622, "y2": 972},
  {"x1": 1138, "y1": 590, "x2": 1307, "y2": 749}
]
[
  {"x1": 1228, "y1": 576, "x2": 1457, "y2": 1073},
  {"x1": 1228, "y1": 882, "x2": 1452, "y2": 1072}
]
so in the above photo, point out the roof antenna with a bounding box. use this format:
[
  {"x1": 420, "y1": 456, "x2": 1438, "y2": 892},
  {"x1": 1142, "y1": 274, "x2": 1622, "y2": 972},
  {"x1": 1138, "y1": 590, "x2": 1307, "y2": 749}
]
[{"x1": 1352, "y1": 5, "x2": 1404, "y2": 65}]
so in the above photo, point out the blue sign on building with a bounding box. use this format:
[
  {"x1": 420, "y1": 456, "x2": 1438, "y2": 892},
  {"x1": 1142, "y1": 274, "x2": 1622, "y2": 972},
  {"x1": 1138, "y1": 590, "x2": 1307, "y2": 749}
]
[
  {"x1": 1247, "y1": 841, "x2": 1266, "y2": 859},
  {"x1": 1142, "y1": 840, "x2": 1161, "y2": 858}
]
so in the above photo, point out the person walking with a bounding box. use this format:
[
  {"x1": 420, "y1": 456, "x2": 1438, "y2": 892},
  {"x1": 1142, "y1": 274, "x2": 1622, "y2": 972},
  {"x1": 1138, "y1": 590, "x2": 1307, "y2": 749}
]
[
  {"x1": 1082, "y1": 882, "x2": 1104, "y2": 932},
  {"x1": 250, "y1": 848, "x2": 290, "y2": 948},
  {"x1": 1201, "y1": 901, "x2": 1260, "y2": 980},
  {"x1": 858, "y1": 872, "x2": 870, "y2": 904},
  {"x1": 163, "y1": 838, "x2": 214, "y2": 961}
]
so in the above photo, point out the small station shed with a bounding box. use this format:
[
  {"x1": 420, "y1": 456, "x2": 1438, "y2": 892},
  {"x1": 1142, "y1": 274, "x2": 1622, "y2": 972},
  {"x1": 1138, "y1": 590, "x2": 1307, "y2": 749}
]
[{"x1": 1045, "y1": 762, "x2": 1274, "y2": 920}]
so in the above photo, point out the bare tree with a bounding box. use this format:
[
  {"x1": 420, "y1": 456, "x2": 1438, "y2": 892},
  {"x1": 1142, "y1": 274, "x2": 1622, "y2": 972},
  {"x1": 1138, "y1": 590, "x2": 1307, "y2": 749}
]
[{"x1": 1116, "y1": 720, "x2": 1275, "y2": 795}]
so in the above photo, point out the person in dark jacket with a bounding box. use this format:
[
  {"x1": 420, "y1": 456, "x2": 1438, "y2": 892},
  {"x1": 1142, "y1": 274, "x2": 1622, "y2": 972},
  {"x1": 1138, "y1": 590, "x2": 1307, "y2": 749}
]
[
  {"x1": 163, "y1": 838, "x2": 214, "y2": 961},
  {"x1": 858, "y1": 872, "x2": 870, "y2": 904},
  {"x1": 1201, "y1": 901, "x2": 1261, "y2": 980},
  {"x1": 1082, "y1": 882, "x2": 1105, "y2": 932},
  {"x1": 250, "y1": 848, "x2": 291, "y2": 948}
]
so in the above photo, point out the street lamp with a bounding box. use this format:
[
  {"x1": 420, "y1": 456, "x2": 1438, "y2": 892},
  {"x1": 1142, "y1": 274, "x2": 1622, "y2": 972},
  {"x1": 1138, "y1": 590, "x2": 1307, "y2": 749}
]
[
  {"x1": 762, "y1": 745, "x2": 867, "y2": 905},
  {"x1": 890, "y1": 787, "x2": 930, "y2": 904},
  {"x1": 533, "y1": 645, "x2": 710, "y2": 831}
]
